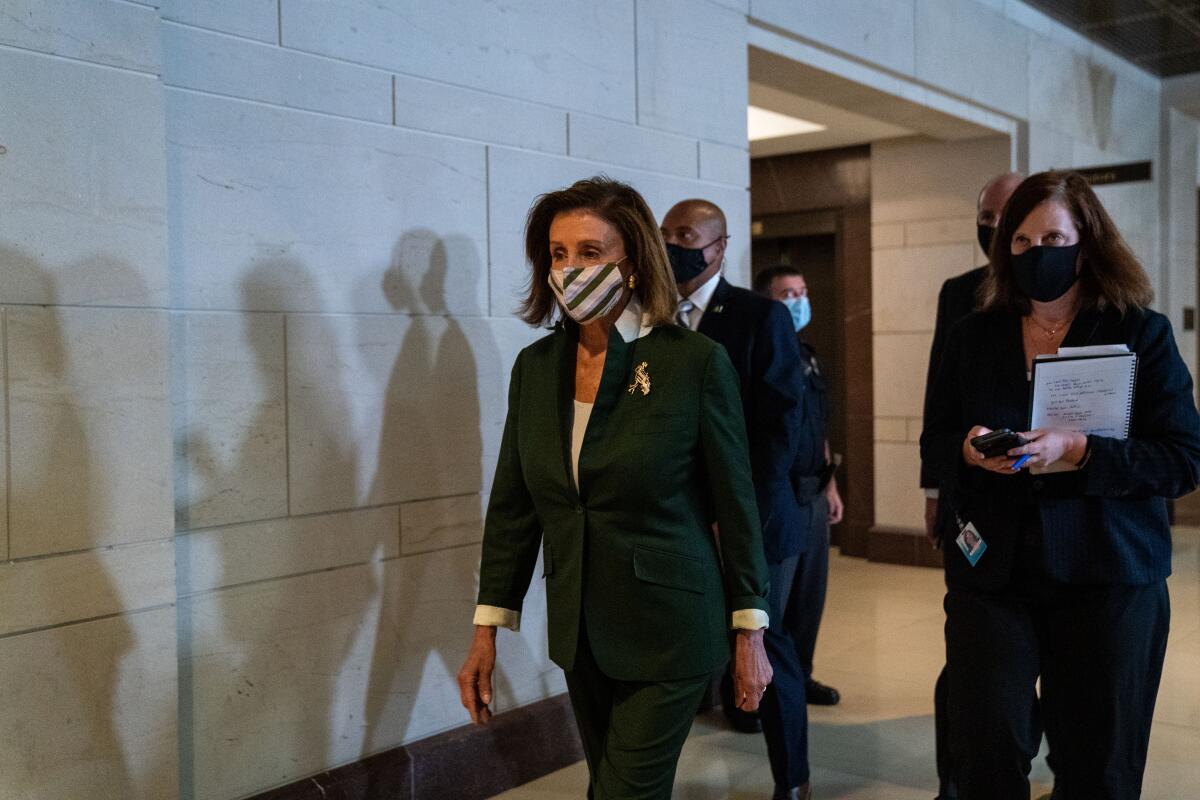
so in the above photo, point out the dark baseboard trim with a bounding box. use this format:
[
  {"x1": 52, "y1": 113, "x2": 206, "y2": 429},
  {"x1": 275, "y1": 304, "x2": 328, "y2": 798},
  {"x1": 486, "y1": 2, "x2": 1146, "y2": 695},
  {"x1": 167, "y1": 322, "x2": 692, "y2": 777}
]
[
  {"x1": 867, "y1": 525, "x2": 944, "y2": 568},
  {"x1": 250, "y1": 693, "x2": 583, "y2": 800}
]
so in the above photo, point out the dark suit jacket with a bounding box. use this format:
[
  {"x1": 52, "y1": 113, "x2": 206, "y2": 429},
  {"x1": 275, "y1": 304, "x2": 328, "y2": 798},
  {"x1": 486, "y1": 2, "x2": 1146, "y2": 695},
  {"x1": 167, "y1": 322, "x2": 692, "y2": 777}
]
[
  {"x1": 698, "y1": 278, "x2": 807, "y2": 562},
  {"x1": 920, "y1": 266, "x2": 986, "y2": 488},
  {"x1": 921, "y1": 304, "x2": 1200, "y2": 591},
  {"x1": 477, "y1": 320, "x2": 771, "y2": 682}
]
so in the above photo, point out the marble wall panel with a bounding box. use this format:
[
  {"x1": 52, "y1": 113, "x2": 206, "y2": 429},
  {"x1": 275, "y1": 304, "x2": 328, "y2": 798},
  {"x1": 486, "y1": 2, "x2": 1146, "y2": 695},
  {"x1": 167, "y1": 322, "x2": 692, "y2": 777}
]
[
  {"x1": 400, "y1": 494, "x2": 486, "y2": 556},
  {"x1": 181, "y1": 544, "x2": 559, "y2": 800},
  {"x1": 749, "y1": 0, "x2": 917, "y2": 77},
  {"x1": 699, "y1": 140, "x2": 751, "y2": 187},
  {"x1": 871, "y1": 136, "x2": 1011, "y2": 224},
  {"x1": 0, "y1": 609, "x2": 178, "y2": 799},
  {"x1": 173, "y1": 311, "x2": 287, "y2": 531},
  {"x1": 161, "y1": 0, "x2": 280, "y2": 43},
  {"x1": 874, "y1": 417, "x2": 908, "y2": 443},
  {"x1": 280, "y1": 0, "x2": 636, "y2": 122},
  {"x1": 395, "y1": 75, "x2": 568, "y2": 155},
  {"x1": 167, "y1": 90, "x2": 487, "y2": 314},
  {"x1": 872, "y1": 243, "x2": 977, "y2": 333},
  {"x1": 162, "y1": 23, "x2": 392, "y2": 123},
  {"x1": 568, "y1": 113, "x2": 698, "y2": 178},
  {"x1": 0, "y1": 49, "x2": 167, "y2": 307},
  {"x1": 8, "y1": 307, "x2": 173, "y2": 558},
  {"x1": 176, "y1": 506, "x2": 398, "y2": 595},
  {"x1": 0, "y1": 311, "x2": 6, "y2": 559},
  {"x1": 874, "y1": 441, "x2": 924, "y2": 529},
  {"x1": 915, "y1": 0, "x2": 1029, "y2": 118},
  {"x1": 904, "y1": 217, "x2": 979, "y2": 248},
  {"x1": 366, "y1": 546, "x2": 562, "y2": 749},
  {"x1": 873, "y1": 332, "x2": 933, "y2": 419},
  {"x1": 286, "y1": 314, "x2": 536, "y2": 515},
  {"x1": 0, "y1": 0, "x2": 159, "y2": 72},
  {"x1": 636, "y1": 0, "x2": 748, "y2": 146},
  {"x1": 872, "y1": 224, "x2": 906, "y2": 249},
  {"x1": 1027, "y1": 123, "x2": 1075, "y2": 172},
  {"x1": 0, "y1": 540, "x2": 173, "y2": 637},
  {"x1": 487, "y1": 146, "x2": 751, "y2": 318}
]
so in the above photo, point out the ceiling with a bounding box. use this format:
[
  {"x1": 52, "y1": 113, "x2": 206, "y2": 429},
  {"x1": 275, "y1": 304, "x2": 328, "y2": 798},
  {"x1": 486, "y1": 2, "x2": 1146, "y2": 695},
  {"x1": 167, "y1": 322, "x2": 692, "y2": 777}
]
[
  {"x1": 746, "y1": 47, "x2": 1004, "y2": 158},
  {"x1": 748, "y1": 83, "x2": 914, "y2": 157},
  {"x1": 1023, "y1": 0, "x2": 1200, "y2": 77}
]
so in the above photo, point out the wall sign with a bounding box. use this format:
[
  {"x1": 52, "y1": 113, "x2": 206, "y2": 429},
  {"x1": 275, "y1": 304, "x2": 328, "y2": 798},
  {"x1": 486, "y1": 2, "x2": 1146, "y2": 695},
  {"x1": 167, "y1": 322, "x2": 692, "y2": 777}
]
[{"x1": 1072, "y1": 161, "x2": 1153, "y2": 186}]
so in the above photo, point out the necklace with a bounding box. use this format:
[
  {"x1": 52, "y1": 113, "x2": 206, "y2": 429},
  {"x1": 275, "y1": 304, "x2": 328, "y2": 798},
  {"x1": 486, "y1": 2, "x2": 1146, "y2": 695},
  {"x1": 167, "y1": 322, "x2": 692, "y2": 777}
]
[{"x1": 1026, "y1": 313, "x2": 1073, "y2": 339}]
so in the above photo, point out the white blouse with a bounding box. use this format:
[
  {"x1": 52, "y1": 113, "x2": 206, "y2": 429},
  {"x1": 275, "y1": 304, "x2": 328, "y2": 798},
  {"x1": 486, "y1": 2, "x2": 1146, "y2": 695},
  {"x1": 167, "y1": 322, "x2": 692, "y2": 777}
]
[{"x1": 571, "y1": 400, "x2": 594, "y2": 490}]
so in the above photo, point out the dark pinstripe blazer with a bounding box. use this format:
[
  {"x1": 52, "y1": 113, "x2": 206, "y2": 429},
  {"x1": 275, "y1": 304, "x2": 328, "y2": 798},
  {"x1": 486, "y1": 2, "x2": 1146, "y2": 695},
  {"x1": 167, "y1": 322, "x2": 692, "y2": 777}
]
[
  {"x1": 921, "y1": 304, "x2": 1200, "y2": 590},
  {"x1": 921, "y1": 266, "x2": 986, "y2": 489}
]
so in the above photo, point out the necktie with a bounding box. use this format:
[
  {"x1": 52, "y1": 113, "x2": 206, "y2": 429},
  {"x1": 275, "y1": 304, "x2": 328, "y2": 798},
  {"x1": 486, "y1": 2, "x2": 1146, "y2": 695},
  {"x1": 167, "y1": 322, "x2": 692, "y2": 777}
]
[{"x1": 676, "y1": 299, "x2": 695, "y2": 330}]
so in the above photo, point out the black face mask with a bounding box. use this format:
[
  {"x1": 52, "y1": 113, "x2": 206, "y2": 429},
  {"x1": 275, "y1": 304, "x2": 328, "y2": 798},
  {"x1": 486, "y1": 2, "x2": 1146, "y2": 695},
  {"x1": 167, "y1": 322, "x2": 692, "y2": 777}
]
[
  {"x1": 976, "y1": 224, "x2": 994, "y2": 257},
  {"x1": 667, "y1": 239, "x2": 719, "y2": 284},
  {"x1": 1012, "y1": 243, "x2": 1081, "y2": 303}
]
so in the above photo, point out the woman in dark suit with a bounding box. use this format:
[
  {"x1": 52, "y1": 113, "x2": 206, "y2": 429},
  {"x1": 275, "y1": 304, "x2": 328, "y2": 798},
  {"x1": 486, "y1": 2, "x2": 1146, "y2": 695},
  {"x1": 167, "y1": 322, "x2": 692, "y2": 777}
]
[
  {"x1": 457, "y1": 177, "x2": 773, "y2": 800},
  {"x1": 921, "y1": 171, "x2": 1200, "y2": 800}
]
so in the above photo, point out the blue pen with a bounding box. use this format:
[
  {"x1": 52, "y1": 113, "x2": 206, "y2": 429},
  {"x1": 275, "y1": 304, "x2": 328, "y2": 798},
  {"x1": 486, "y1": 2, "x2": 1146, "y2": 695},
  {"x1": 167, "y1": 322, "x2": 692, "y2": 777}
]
[{"x1": 1011, "y1": 454, "x2": 1032, "y2": 471}]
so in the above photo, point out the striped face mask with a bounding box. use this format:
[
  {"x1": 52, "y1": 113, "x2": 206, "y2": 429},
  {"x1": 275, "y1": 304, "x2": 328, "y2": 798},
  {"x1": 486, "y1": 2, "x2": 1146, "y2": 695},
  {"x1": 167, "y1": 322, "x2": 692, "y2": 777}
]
[{"x1": 547, "y1": 258, "x2": 628, "y2": 325}]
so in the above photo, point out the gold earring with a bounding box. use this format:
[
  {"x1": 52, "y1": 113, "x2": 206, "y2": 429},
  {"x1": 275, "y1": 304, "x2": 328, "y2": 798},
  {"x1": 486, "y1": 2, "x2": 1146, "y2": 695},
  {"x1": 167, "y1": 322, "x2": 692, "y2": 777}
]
[{"x1": 626, "y1": 273, "x2": 638, "y2": 289}]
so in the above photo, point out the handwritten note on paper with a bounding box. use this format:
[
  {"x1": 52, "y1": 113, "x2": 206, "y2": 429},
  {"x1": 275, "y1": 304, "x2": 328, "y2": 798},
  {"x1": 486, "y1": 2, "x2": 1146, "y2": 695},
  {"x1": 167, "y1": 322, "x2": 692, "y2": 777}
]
[{"x1": 1030, "y1": 353, "x2": 1136, "y2": 438}]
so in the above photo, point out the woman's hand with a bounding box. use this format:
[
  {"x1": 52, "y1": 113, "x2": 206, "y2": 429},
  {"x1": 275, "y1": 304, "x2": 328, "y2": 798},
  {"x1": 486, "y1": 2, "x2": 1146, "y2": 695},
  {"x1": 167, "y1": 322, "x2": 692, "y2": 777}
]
[
  {"x1": 1009, "y1": 429, "x2": 1087, "y2": 470},
  {"x1": 962, "y1": 425, "x2": 1022, "y2": 474},
  {"x1": 457, "y1": 625, "x2": 498, "y2": 725},
  {"x1": 733, "y1": 628, "x2": 773, "y2": 712}
]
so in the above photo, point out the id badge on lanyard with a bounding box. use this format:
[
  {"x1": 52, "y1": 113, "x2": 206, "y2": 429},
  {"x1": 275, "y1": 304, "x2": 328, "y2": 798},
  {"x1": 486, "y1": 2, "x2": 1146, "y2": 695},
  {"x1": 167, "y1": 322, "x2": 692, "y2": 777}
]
[{"x1": 954, "y1": 513, "x2": 987, "y2": 567}]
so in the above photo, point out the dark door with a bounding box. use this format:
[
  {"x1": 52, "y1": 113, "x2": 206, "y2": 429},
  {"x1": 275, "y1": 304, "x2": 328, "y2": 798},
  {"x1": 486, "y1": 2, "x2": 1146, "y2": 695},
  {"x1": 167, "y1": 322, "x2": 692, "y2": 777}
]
[{"x1": 751, "y1": 215, "x2": 846, "y2": 545}]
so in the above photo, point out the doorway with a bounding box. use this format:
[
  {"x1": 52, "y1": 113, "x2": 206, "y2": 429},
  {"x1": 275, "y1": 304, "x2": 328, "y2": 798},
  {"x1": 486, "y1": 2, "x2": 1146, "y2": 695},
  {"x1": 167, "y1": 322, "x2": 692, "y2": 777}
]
[
  {"x1": 750, "y1": 146, "x2": 872, "y2": 555},
  {"x1": 751, "y1": 219, "x2": 846, "y2": 544}
]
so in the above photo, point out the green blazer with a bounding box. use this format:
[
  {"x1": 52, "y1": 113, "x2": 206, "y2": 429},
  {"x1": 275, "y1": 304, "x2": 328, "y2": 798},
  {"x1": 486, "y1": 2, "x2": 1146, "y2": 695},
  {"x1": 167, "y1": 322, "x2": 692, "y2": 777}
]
[{"x1": 477, "y1": 319, "x2": 771, "y2": 682}]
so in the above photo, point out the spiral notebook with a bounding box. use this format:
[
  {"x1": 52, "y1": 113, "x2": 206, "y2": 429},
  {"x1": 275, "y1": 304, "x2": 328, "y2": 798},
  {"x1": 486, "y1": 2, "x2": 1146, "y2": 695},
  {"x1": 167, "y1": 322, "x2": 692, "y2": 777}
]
[{"x1": 1027, "y1": 346, "x2": 1138, "y2": 474}]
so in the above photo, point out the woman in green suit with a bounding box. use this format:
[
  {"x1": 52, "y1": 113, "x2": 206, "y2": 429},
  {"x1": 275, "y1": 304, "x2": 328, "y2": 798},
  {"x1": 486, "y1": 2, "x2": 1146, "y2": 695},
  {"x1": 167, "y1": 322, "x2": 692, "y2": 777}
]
[{"x1": 458, "y1": 177, "x2": 773, "y2": 799}]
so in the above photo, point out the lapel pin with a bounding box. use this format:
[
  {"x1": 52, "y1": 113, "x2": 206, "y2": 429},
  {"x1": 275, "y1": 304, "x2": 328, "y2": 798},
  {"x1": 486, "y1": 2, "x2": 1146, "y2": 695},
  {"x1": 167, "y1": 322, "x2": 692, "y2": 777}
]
[
  {"x1": 627, "y1": 361, "x2": 651, "y2": 396},
  {"x1": 711, "y1": 304, "x2": 724, "y2": 314}
]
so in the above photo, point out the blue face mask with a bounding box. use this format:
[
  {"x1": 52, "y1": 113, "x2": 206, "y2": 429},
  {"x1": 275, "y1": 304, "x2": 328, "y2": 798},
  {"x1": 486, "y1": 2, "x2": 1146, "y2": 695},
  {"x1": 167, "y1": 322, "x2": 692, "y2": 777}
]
[{"x1": 783, "y1": 295, "x2": 811, "y2": 332}]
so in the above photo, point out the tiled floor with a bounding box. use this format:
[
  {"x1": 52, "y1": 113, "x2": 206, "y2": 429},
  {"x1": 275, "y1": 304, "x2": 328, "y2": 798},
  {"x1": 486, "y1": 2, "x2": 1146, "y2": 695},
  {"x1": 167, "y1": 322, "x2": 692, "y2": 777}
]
[{"x1": 494, "y1": 527, "x2": 1200, "y2": 799}]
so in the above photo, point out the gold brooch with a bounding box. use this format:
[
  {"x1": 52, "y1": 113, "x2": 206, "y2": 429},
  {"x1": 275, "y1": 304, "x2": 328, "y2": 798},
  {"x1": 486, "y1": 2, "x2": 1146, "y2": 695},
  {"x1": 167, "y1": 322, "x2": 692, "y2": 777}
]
[{"x1": 627, "y1": 361, "x2": 651, "y2": 396}]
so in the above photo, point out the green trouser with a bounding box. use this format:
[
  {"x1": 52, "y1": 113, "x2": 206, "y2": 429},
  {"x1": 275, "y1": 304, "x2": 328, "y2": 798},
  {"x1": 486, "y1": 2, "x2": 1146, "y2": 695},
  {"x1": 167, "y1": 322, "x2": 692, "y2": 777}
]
[{"x1": 564, "y1": 629, "x2": 710, "y2": 800}]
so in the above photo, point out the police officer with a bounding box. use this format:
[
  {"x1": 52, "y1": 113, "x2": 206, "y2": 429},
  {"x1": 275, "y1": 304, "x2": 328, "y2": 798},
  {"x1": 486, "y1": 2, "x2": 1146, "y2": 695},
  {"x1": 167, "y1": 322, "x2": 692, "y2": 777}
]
[{"x1": 754, "y1": 264, "x2": 844, "y2": 707}]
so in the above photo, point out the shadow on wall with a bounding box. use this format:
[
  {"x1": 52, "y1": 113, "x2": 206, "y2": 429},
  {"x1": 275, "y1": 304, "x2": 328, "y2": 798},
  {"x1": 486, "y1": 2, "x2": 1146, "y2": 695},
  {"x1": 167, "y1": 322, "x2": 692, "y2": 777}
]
[
  {"x1": 174, "y1": 232, "x2": 542, "y2": 799},
  {"x1": 363, "y1": 230, "x2": 543, "y2": 779},
  {"x1": 175, "y1": 259, "x2": 373, "y2": 800},
  {"x1": 0, "y1": 244, "x2": 174, "y2": 798}
]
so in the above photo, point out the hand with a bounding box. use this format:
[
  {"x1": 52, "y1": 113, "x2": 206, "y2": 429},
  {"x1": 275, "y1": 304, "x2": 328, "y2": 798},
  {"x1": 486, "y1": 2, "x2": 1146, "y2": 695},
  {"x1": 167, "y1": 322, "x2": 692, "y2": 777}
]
[
  {"x1": 1009, "y1": 429, "x2": 1087, "y2": 470},
  {"x1": 924, "y1": 497, "x2": 939, "y2": 547},
  {"x1": 962, "y1": 425, "x2": 1022, "y2": 475},
  {"x1": 733, "y1": 628, "x2": 772, "y2": 712},
  {"x1": 825, "y1": 479, "x2": 844, "y2": 525},
  {"x1": 457, "y1": 625, "x2": 497, "y2": 725}
]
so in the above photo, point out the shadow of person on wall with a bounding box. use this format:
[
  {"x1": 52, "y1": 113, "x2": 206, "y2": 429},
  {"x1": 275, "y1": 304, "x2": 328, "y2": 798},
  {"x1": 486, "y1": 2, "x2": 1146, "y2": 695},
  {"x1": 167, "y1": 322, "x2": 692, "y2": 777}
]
[
  {"x1": 360, "y1": 230, "x2": 547, "y2": 795},
  {"x1": 174, "y1": 259, "x2": 374, "y2": 800},
  {"x1": 0, "y1": 244, "x2": 174, "y2": 798}
]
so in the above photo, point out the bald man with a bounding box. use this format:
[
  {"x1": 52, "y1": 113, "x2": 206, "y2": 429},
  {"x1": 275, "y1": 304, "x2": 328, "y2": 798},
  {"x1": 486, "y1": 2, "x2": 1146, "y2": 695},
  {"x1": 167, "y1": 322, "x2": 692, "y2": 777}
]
[
  {"x1": 662, "y1": 200, "x2": 813, "y2": 800},
  {"x1": 921, "y1": 173, "x2": 1056, "y2": 800}
]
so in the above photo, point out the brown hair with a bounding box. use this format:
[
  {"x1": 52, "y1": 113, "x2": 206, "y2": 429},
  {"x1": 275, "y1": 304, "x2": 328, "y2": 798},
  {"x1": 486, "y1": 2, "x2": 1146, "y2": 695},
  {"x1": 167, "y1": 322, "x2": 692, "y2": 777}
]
[
  {"x1": 980, "y1": 170, "x2": 1153, "y2": 314},
  {"x1": 519, "y1": 176, "x2": 677, "y2": 327}
]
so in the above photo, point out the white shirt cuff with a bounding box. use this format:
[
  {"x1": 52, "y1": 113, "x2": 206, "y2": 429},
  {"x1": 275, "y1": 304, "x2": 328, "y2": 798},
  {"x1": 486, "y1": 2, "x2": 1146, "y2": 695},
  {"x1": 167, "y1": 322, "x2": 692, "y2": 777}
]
[
  {"x1": 474, "y1": 605, "x2": 521, "y2": 631},
  {"x1": 731, "y1": 608, "x2": 769, "y2": 630},
  {"x1": 924, "y1": 488, "x2": 939, "y2": 499}
]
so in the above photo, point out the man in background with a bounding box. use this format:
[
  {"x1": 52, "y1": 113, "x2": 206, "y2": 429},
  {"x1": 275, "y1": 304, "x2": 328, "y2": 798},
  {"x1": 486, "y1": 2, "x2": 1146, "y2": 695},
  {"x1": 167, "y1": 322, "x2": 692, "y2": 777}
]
[
  {"x1": 754, "y1": 264, "x2": 844, "y2": 709},
  {"x1": 663, "y1": 199, "x2": 813, "y2": 800}
]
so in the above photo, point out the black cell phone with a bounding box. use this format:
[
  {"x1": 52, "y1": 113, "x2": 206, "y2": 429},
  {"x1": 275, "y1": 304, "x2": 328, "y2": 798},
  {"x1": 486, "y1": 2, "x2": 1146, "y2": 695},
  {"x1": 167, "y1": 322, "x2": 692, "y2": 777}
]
[{"x1": 970, "y1": 428, "x2": 1028, "y2": 459}]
